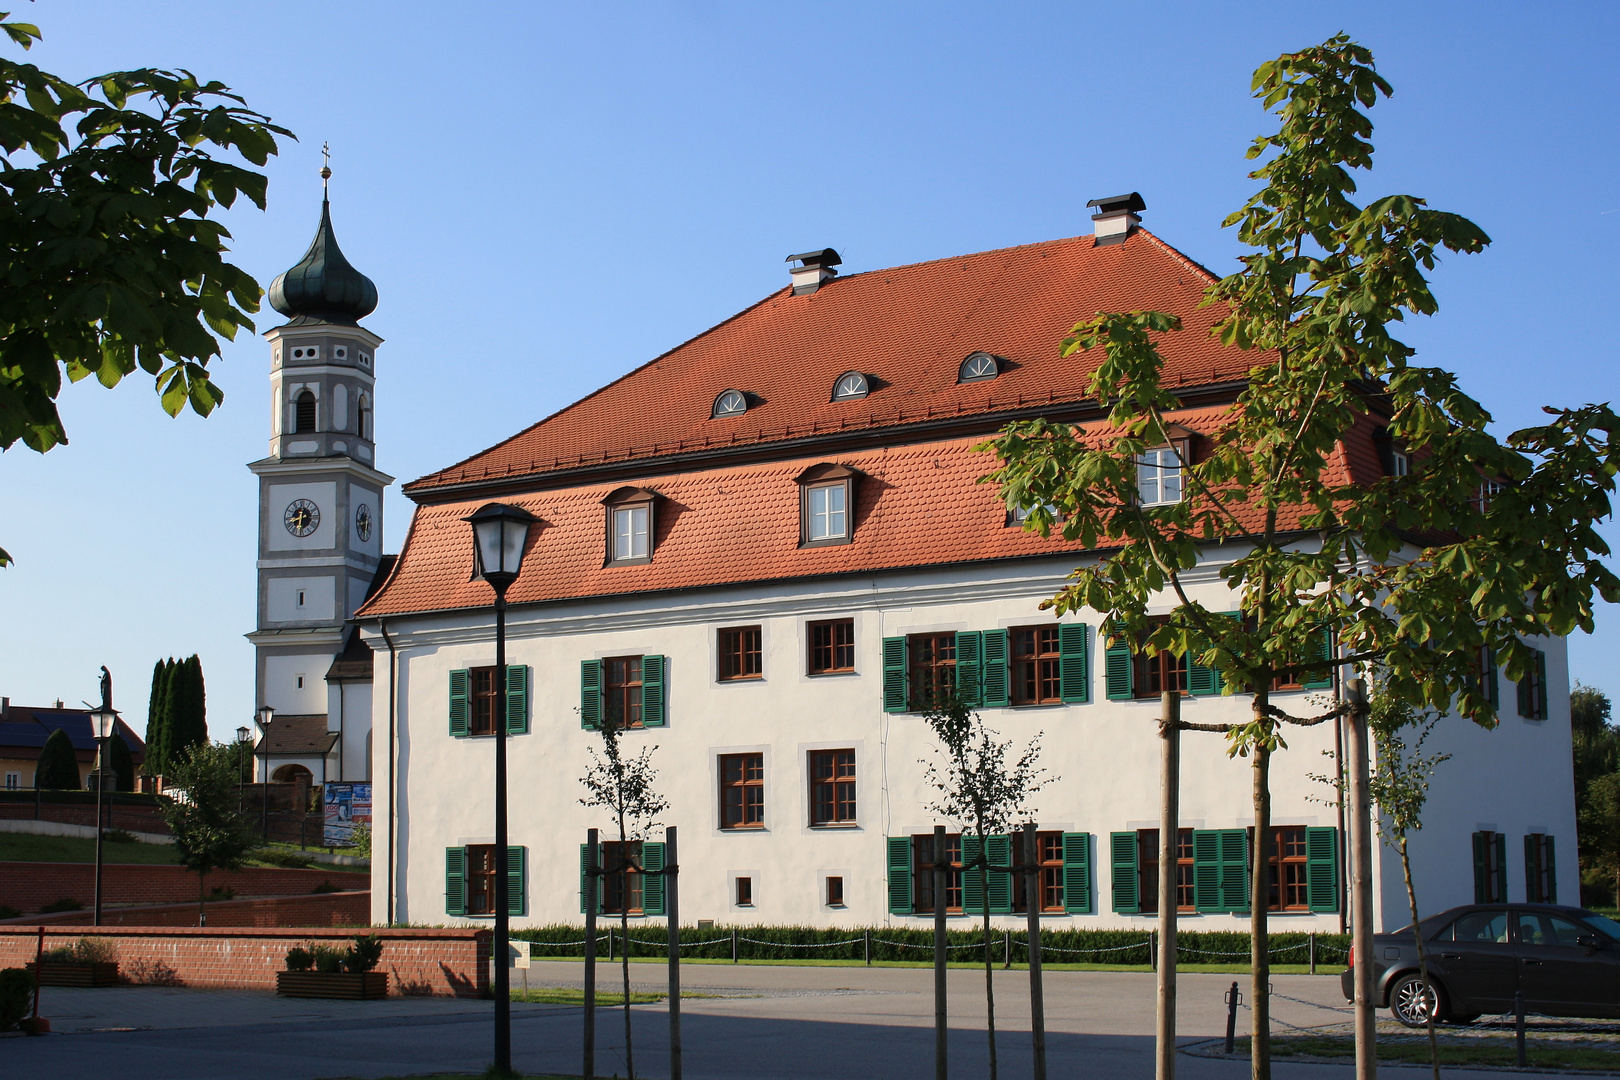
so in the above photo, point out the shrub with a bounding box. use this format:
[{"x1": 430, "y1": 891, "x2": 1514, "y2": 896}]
[
  {"x1": 311, "y1": 879, "x2": 340, "y2": 894},
  {"x1": 0, "y1": 967, "x2": 32, "y2": 1031},
  {"x1": 254, "y1": 848, "x2": 316, "y2": 869},
  {"x1": 40, "y1": 937, "x2": 116, "y2": 965},
  {"x1": 102, "y1": 828, "x2": 139, "y2": 845},
  {"x1": 38, "y1": 898, "x2": 83, "y2": 914},
  {"x1": 284, "y1": 946, "x2": 313, "y2": 972},
  {"x1": 346, "y1": 934, "x2": 383, "y2": 973},
  {"x1": 349, "y1": 824, "x2": 372, "y2": 860},
  {"x1": 310, "y1": 945, "x2": 346, "y2": 974},
  {"x1": 206, "y1": 887, "x2": 236, "y2": 902}
]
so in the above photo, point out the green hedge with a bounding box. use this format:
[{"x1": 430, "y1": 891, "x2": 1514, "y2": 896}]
[
  {"x1": 0, "y1": 790, "x2": 167, "y2": 808},
  {"x1": 512, "y1": 924, "x2": 1349, "y2": 965}
]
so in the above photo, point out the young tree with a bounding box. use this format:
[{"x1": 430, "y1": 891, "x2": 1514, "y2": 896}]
[
  {"x1": 34, "y1": 728, "x2": 80, "y2": 789},
  {"x1": 1581, "y1": 773, "x2": 1620, "y2": 908},
  {"x1": 982, "y1": 35, "x2": 1619, "y2": 1079},
  {"x1": 160, "y1": 741, "x2": 258, "y2": 920},
  {"x1": 922, "y1": 692, "x2": 1052, "y2": 1080},
  {"x1": 0, "y1": 16, "x2": 290, "y2": 567},
  {"x1": 579, "y1": 712, "x2": 668, "y2": 1080},
  {"x1": 1571, "y1": 684, "x2": 1618, "y2": 904},
  {"x1": 144, "y1": 659, "x2": 171, "y2": 775}
]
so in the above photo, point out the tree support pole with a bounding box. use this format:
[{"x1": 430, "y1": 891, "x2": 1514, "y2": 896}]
[
  {"x1": 1023, "y1": 822, "x2": 1047, "y2": 1080},
  {"x1": 666, "y1": 826, "x2": 682, "y2": 1080},
  {"x1": 1157, "y1": 690, "x2": 1180, "y2": 1080},
  {"x1": 934, "y1": 824, "x2": 948, "y2": 1080},
  {"x1": 584, "y1": 827, "x2": 597, "y2": 1080},
  {"x1": 1346, "y1": 677, "x2": 1377, "y2": 1080}
]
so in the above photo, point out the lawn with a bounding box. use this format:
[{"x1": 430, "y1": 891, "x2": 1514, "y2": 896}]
[
  {"x1": 564, "y1": 955, "x2": 1344, "y2": 975},
  {"x1": 1235, "y1": 1036, "x2": 1620, "y2": 1072},
  {"x1": 0, "y1": 832, "x2": 367, "y2": 872},
  {"x1": 511, "y1": 987, "x2": 665, "y2": 1005}
]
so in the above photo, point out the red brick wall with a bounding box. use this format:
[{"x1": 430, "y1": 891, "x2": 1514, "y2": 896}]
[
  {"x1": 0, "y1": 925, "x2": 491, "y2": 997},
  {"x1": 9, "y1": 890, "x2": 370, "y2": 928},
  {"x1": 0, "y1": 801, "x2": 172, "y2": 833},
  {"x1": 0, "y1": 863, "x2": 368, "y2": 914}
]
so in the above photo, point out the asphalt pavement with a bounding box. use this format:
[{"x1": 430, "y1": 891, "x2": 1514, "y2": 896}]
[{"x1": 0, "y1": 962, "x2": 1554, "y2": 1079}]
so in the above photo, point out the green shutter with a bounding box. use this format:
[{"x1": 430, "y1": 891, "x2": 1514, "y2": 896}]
[
  {"x1": 642, "y1": 841, "x2": 666, "y2": 914},
  {"x1": 1305, "y1": 827, "x2": 1338, "y2": 912},
  {"x1": 1482, "y1": 647, "x2": 1499, "y2": 709},
  {"x1": 1472, "y1": 832, "x2": 1488, "y2": 903},
  {"x1": 579, "y1": 843, "x2": 604, "y2": 914},
  {"x1": 1062, "y1": 832, "x2": 1092, "y2": 914},
  {"x1": 1110, "y1": 831, "x2": 1140, "y2": 914},
  {"x1": 505, "y1": 665, "x2": 530, "y2": 735},
  {"x1": 446, "y1": 846, "x2": 467, "y2": 916},
  {"x1": 1545, "y1": 835, "x2": 1557, "y2": 903},
  {"x1": 981, "y1": 629, "x2": 1010, "y2": 708},
  {"x1": 1517, "y1": 663, "x2": 1534, "y2": 719},
  {"x1": 882, "y1": 637, "x2": 909, "y2": 713},
  {"x1": 1059, "y1": 624, "x2": 1090, "y2": 703},
  {"x1": 1301, "y1": 627, "x2": 1334, "y2": 690},
  {"x1": 1524, "y1": 833, "x2": 1537, "y2": 902},
  {"x1": 449, "y1": 670, "x2": 470, "y2": 737},
  {"x1": 887, "y1": 836, "x2": 913, "y2": 914},
  {"x1": 955, "y1": 631, "x2": 984, "y2": 707},
  {"x1": 987, "y1": 835, "x2": 1013, "y2": 914},
  {"x1": 1494, "y1": 832, "x2": 1508, "y2": 903},
  {"x1": 642, "y1": 655, "x2": 667, "y2": 727},
  {"x1": 581, "y1": 660, "x2": 604, "y2": 730},
  {"x1": 507, "y1": 845, "x2": 526, "y2": 916},
  {"x1": 1535, "y1": 651, "x2": 1549, "y2": 720},
  {"x1": 1193, "y1": 830, "x2": 1222, "y2": 912},
  {"x1": 1186, "y1": 653, "x2": 1218, "y2": 697},
  {"x1": 1219, "y1": 829, "x2": 1249, "y2": 912},
  {"x1": 1104, "y1": 636, "x2": 1133, "y2": 700},
  {"x1": 962, "y1": 834, "x2": 986, "y2": 915}
]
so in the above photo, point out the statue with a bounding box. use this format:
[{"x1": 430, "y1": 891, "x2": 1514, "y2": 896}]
[{"x1": 99, "y1": 665, "x2": 113, "y2": 712}]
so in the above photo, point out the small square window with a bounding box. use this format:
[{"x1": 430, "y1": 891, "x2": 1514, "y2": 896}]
[
  {"x1": 826, "y1": 876, "x2": 844, "y2": 907},
  {"x1": 718, "y1": 626, "x2": 763, "y2": 682},
  {"x1": 334, "y1": 346, "x2": 347, "y2": 360},
  {"x1": 736, "y1": 876, "x2": 753, "y2": 906},
  {"x1": 808, "y1": 619, "x2": 855, "y2": 675}
]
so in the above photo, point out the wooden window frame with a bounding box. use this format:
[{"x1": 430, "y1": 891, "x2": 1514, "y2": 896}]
[
  {"x1": 736, "y1": 876, "x2": 753, "y2": 907},
  {"x1": 719, "y1": 752, "x2": 765, "y2": 830},
  {"x1": 466, "y1": 843, "x2": 499, "y2": 916},
  {"x1": 718, "y1": 625, "x2": 763, "y2": 682},
  {"x1": 808, "y1": 618, "x2": 855, "y2": 675},
  {"x1": 796, "y1": 463, "x2": 858, "y2": 548},
  {"x1": 1011, "y1": 831, "x2": 1067, "y2": 914},
  {"x1": 809, "y1": 749, "x2": 857, "y2": 826},
  {"x1": 602, "y1": 487, "x2": 657, "y2": 566},
  {"x1": 1525, "y1": 833, "x2": 1555, "y2": 903},
  {"x1": 826, "y1": 875, "x2": 845, "y2": 907},
  {"x1": 1010, "y1": 625, "x2": 1063, "y2": 705},
  {"x1": 908, "y1": 633, "x2": 957, "y2": 712},
  {"x1": 469, "y1": 665, "x2": 500, "y2": 737},
  {"x1": 1136, "y1": 441, "x2": 1188, "y2": 507},
  {"x1": 912, "y1": 833, "x2": 964, "y2": 915},
  {"x1": 1133, "y1": 828, "x2": 1196, "y2": 914},
  {"x1": 604, "y1": 656, "x2": 645, "y2": 730},
  {"x1": 1263, "y1": 826, "x2": 1311, "y2": 912},
  {"x1": 602, "y1": 840, "x2": 644, "y2": 915}
]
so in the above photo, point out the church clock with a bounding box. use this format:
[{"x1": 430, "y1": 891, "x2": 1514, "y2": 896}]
[
  {"x1": 355, "y1": 503, "x2": 373, "y2": 542},
  {"x1": 284, "y1": 498, "x2": 320, "y2": 537}
]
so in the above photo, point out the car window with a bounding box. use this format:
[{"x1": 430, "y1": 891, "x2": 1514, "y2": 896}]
[
  {"x1": 1450, "y1": 910, "x2": 1509, "y2": 943},
  {"x1": 1516, "y1": 912, "x2": 1586, "y2": 947},
  {"x1": 1581, "y1": 913, "x2": 1620, "y2": 940}
]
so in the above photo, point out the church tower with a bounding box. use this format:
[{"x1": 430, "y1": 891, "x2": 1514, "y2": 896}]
[{"x1": 247, "y1": 169, "x2": 392, "y2": 783}]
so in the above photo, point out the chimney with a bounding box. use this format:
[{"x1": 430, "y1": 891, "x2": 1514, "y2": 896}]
[
  {"x1": 1, "y1": 697, "x2": 8, "y2": 720},
  {"x1": 1087, "y1": 192, "x2": 1145, "y2": 246},
  {"x1": 786, "y1": 248, "x2": 842, "y2": 295}
]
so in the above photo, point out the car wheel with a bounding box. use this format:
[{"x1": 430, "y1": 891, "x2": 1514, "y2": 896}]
[{"x1": 1389, "y1": 973, "x2": 1447, "y2": 1028}]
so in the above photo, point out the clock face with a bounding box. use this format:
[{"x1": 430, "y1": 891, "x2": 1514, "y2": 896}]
[
  {"x1": 284, "y1": 499, "x2": 320, "y2": 537},
  {"x1": 355, "y1": 503, "x2": 373, "y2": 542}
]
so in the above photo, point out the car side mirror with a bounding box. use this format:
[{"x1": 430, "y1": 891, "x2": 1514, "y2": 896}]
[{"x1": 1576, "y1": 934, "x2": 1605, "y2": 949}]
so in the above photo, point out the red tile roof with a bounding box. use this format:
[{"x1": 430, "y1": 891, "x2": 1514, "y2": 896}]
[{"x1": 405, "y1": 229, "x2": 1243, "y2": 496}]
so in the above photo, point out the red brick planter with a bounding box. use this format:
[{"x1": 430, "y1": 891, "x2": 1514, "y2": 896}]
[
  {"x1": 29, "y1": 961, "x2": 119, "y2": 986},
  {"x1": 276, "y1": 971, "x2": 389, "y2": 999}
]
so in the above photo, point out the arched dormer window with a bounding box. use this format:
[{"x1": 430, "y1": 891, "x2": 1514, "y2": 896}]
[
  {"x1": 796, "y1": 463, "x2": 861, "y2": 548},
  {"x1": 958, "y1": 352, "x2": 1002, "y2": 384},
  {"x1": 711, "y1": 389, "x2": 749, "y2": 418},
  {"x1": 603, "y1": 486, "x2": 658, "y2": 565},
  {"x1": 294, "y1": 390, "x2": 317, "y2": 433},
  {"x1": 831, "y1": 371, "x2": 870, "y2": 401}
]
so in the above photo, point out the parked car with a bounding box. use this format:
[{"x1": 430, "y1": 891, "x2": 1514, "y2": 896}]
[{"x1": 1342, "y1": 903, "x2": 1620, "y2": 1026}]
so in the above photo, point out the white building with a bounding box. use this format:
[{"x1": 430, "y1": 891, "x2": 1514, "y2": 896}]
[{"x1": 356, "y1": 203, "x2": 1576, "y2": 932}]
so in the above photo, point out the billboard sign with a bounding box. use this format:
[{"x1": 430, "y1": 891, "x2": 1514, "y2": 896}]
[{"x1": 323, "y1": 781, "x2": 372, "y2": 847}]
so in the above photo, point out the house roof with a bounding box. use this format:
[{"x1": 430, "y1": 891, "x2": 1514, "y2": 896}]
[
  {"x1": 325, "y1": 627, "x2": 375, "y2": 682},
  {"x1": 404, "y1": 229, "x2": 1240, "y2": 498},
  {"x1": 258, "y1": 714, "x2": 338, "y2": 757},
  {"x1": 0, "y1": 705, "x2": 146, "y2": 764}
]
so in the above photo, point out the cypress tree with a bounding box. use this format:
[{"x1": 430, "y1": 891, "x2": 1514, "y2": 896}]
[
  {"x1": 169, "y1": 655, "x2": 208, "y2": 758},
  {"x1": 108, "y1": 730, "x2": 135, "y2": 791},
  {"x1": 145, "y1": 659, "x2": 170, "y2": 774},
  {"x1": 157, "y1": 657, "x2": 180, "y2": 770},
  {"x1": 35, "y1": 729, "x2": 80, "y2": 789}
]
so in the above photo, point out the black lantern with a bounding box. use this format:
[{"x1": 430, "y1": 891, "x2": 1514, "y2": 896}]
[{"x1": 464, "y1": 503, "x2": 537, "y2": 591}]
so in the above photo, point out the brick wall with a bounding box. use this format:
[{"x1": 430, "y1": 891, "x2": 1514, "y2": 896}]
[
  {"x1": 0, "y1": 925, "x2": 491, "y2": 997},
  {"x1": 7, "y1": 890, "x2": 370, "y2": 928},
  {"x1": 0, "y1": 863, "x2": 368, "y2": 914},
  {"x1": 0, "y1": 800, "x2": 172, "y2": 833}
]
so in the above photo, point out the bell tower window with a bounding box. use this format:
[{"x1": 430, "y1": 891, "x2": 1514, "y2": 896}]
[
  {"x1": 358, "y1": 395, "x2": 372, "y2": 440},
  {"x1": 294, "y1": 390, "x2": 317, "y2": 433}
]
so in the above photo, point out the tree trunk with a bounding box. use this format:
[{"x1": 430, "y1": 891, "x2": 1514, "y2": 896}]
[
  {"x1": 197, "y1": 868, "x2": 207, "y2": 924},
  {"x1": 983, "y1": 901, "x2": 998, "y2": 1080},
  {"x1": 1250, "y1": 737, "x2": 1271, "y2": 1080},
  {"x1": 1400, "y1": 837, "x2": 1441, "y2": 1080},
  {"x1": 620, "y1": 812, "x2": 635, "y2": 1080}
]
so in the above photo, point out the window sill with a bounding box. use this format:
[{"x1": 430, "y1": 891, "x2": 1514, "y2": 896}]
[
  {"x1": 717, "y1": 675, "x2": 764, "y2": 685},
  {"x1": 719, "y1": 826, "x2": 768, "y2": 834},
  {"x1": 800, "y1": 535, "x2": 852, "y2": 549},
  {"x1": 606, "y1": 556, "x2": 653, "y2": 567},
  {"x1": 809, "y1": 822, "x2": 860, "y2": 830},
  {"x1": 807, "y1": 669, "x2": 859, "y2": 678}
]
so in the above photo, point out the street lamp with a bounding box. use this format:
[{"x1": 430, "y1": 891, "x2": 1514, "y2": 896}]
[
  {"x1": 464, "y1": 502, "x2": 536, "y2": 1077},
  {"x1": 235, "y1": 726, "x2": 251, "y2": 812},
  {"x1": 256, "y1": 706, "x2": 274, "y2": 841},
  {"x1": 87, "y1": 694, "x2": 119, "y2": 928}
]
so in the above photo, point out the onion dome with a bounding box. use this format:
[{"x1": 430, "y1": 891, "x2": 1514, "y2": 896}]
[{"x1": 268, "y1": 196, "x2": 378, "y2": 325}]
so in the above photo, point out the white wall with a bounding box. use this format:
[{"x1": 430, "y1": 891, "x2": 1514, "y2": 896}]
[
  {"x1": 267, "y1": 576, "x2": 337, "y2": 623},
  {"x1": 263, "y1": 652, "x2": 333, "y2": 716}
]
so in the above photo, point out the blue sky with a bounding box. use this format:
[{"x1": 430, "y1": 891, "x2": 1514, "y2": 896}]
[{"x1": 2, "y1": 2, "x2": 1616, "y2": 739}]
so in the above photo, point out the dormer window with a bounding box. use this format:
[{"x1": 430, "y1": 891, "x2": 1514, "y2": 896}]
[
  {"x1": 1138, "y1": 448, "x2": 1183, "y2": 506},
  {"x1": 712, "y1": 390, "x2": 749, "y2": 418},
  {"x1": 958, "y1": 352, "x2": 1001, "y2": 384},
  {"x1": 831, "y1": 372, "x2": 870, "y2": 401},
  {"x1": 603, "y1": 486, "x2": 657, "y2": 565},
  {"x1": 796, "y1": 463, "x2": 860, "y2": 548}
]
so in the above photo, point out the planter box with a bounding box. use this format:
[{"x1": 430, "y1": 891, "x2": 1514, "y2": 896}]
[
  {"x1": 275, "y1": 971, "x2": 389, "y2": 999},
  {"x1": 28, "y1": 961, "x2": 119, "y2": 987}
]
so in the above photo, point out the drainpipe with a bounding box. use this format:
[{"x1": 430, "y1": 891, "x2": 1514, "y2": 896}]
[
  {"x1": 336, "y1": 678, "x2": 345, "y2": 781},
  {"x1": 379, "y1": 618, "x2": 398, "y2": 925}
]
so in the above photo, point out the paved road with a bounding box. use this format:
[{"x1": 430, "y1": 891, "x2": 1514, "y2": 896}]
[{"x1": 3, "y1": 962, "x2": 1543, "y2": 1079}]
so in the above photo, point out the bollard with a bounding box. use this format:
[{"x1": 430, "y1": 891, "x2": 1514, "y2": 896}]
[
  {"x1": 608, "y1": 928, "x2": 614, "y2": 963},
  {"x1": 1224, "y1": 981, "x2": 1241, "y2": 1055},
  {"x1": 1515, "y1": 989, "x2": 1527, "y2": 1067},
  {"x1": 1309, "y1": 931, "x2": 1316, "y2": 975},
  {"x1": 732, "y1": 928, "x2": 739, "y2": 964},
  {"x1": 865, "y1": 929, "x2": 871, "y2": 966},
  {"x1": 1004, "y1": 929, "x2": 1011, "y2": 969},
  {"x1": 1150, "y1": 930, "x2": 1156, "y2": 972}
]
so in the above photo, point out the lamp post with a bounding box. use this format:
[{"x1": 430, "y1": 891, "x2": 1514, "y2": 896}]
[
  {"x1": 256, "y1": 706, "x2": 274, "y2": 841},
  {"x1": 87, "y1": 694, "x2": 119, "y2": 928},
  {"x1": 465, "y1": 502, "x2": 536, "y2": 1078},
  {"x1": 236, "y1": 726, "x2": 251, "y2": 814}
]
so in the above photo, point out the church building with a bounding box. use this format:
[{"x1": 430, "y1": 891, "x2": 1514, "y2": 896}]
[
  {"x1": 351, "y1": 198, "x2": 1575, "y2": 933},
  {"x1": 246, "y1": 178, "x2": 391, "y2": 788}
]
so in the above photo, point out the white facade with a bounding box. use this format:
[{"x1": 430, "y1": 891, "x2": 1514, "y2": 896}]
[{"x1": 365, "y1": 550, "x2": 1576, "y2": 931}]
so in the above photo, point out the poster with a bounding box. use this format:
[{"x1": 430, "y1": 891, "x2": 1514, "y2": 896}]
[{"x1": 323, "y1": 782, "x2": 372, "y2": 847}]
